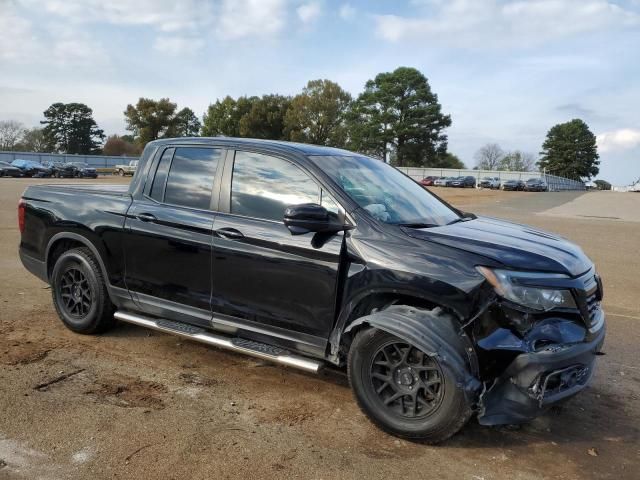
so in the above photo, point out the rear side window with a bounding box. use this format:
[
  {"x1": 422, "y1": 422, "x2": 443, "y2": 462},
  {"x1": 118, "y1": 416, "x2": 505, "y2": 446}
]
[
  {"x1": 149, "y1": 148, "x2": 174, "y2": 201},
  {"x1": 231, "y1": 151, "x2": 320, "y2": 221},
  {"x1": 163, "y1": 147, "x2": 222, "y2": 210}
]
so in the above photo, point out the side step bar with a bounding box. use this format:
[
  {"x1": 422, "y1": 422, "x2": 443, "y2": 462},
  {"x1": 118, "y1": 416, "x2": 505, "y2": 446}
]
[{"x1": 114, "y1": 311, "x2": 323, "y2": 374}]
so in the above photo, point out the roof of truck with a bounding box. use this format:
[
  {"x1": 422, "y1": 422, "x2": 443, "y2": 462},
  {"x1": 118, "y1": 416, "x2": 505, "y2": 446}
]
[{"x1": 148, "y1": 137, "x2": 358, "y2": 156}]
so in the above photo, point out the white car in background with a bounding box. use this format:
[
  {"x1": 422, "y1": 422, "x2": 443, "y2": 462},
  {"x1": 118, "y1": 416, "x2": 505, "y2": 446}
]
[
  {"x1": 115, "y1": 160, "x2": 138, "y2": 176},
  {"x1": 479, "y1": 177, "x2": 501, "y2": 189}
]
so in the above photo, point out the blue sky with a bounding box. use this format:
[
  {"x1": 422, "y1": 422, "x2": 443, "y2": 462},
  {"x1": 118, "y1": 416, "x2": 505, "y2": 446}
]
[{"x1": 1, "y1": 0, "x2": 639, "y2": 185}]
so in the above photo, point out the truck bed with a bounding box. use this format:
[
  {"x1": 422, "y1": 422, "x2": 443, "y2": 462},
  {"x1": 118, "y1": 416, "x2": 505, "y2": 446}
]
[
  {"x1": 23, "y1": 183, "x2": 130, "y2": 198},
  {"x1": 19, "y1": 183, "x2": 134, "y2": 287}
]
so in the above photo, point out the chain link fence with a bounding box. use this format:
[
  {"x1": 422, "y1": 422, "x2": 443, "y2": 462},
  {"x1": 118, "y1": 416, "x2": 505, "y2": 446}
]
[{"x1": 396, "y1": 167, "x2": 585, "y2": 191}]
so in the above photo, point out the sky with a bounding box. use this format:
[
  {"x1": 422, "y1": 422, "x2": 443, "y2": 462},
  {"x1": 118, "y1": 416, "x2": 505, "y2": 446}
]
[{"x1": 1, "y1": 0, "x2": 639, "y2": 185}]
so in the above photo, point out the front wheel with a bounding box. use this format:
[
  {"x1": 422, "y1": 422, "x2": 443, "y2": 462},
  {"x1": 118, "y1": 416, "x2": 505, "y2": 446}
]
[
  {"x1": 348, "y1": 329, "x2": 472, "y2": 443},
  {"x1": 51, "y1": 247, "x2": 116, "y2": 334}
]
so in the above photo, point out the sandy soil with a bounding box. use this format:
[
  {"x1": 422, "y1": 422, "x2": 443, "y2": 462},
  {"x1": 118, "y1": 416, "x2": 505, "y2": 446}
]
[{"x1": 0, "y1": 179, "x2": 638, "y2": 480}]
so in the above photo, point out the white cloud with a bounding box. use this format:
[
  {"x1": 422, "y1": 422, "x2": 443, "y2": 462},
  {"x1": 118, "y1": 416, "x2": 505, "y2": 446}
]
[
  {"x1": 21, "y1": 0, "x2": 288, "y2": 41},
  {"x1": 297, "y1": 1, "x2": 322, "y2": 24},
  {"x1": 30, "y1": 0, "x2": 209, "y2": 32},
  {"x1": 154, "y1": 36, "x2": 205, "y2": 56},
  {"x1": 217, "y1": 0, "x2": 288, "y2": 39},
  {"x1": 597, "y1": 128, "x2": 640, "y2": 153},
  {"x1": 0, "y1": 3, "x2": 38, "y2": 61},
  {"x1": 0, "y1": 2, "x2": 108, "y2": 67},
  {"x1": 339, "y1": 3, "x2": 356, "y2": 20},
  {"x1": 375, "y1": 0, "x2": 640, "y2": 47}
]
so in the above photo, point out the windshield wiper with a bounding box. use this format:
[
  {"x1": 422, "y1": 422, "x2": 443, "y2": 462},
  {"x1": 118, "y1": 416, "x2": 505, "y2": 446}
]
[
  {"x1": 393, "y1": 222, "x2": 440, "y2": 228},
  {"x1": 447, "y1": 215, "x2": 475, "y2": 225}
]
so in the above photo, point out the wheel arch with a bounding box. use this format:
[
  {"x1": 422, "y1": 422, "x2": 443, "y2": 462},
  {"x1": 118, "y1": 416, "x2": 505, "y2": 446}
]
[
  {"x1": 46, "y1": 232, "x2": 110, "y2": 285},
  {"x1": 329, "y1": 288, "x2": 466, "y2": 359},
  {"x1": 343, "y1": 305, "x2": 481, "y2": 400}
]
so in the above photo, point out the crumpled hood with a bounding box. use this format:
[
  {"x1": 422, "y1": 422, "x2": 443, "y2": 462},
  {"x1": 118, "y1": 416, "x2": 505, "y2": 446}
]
[{"x1": 403, "y1": 216, "x2": 592, "y2": 276}]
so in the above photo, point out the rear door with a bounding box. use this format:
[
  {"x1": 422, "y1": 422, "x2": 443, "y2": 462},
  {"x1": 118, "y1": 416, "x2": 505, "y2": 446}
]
[
  {"x1": 124, "y1": 145, "x2": 225, "y2": 327},
  {"x1": 210, "y1": 149, "x2": 344, "y2": 354}
]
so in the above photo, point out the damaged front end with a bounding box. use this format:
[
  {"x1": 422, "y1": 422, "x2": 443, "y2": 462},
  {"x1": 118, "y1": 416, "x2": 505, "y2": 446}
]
[{"x1": 470, "y1": 267, "x2": 606, "y2": 425}]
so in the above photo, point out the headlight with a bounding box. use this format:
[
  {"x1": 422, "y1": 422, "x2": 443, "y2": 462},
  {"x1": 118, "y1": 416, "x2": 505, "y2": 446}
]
[{"x1": 477, "y1": 266, "x2": 576, "y2": 311}]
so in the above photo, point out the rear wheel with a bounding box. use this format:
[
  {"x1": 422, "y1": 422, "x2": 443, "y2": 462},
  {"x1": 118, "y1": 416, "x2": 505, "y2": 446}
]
[
  {"x1": 348, "y1": 329, "x2": 472, "y2": 443},
  {"x1": 51, "y1": 247, "x2": 115, "y2": 334}
]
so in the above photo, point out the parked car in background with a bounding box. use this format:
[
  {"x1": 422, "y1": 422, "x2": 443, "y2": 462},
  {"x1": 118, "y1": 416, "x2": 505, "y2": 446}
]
[
  {"x1": 502, "y1": 179, "x2": 525, "y2": 191},
  {"x1": 115, "y1": 160, "x2": 138, "y2": 176},
  {"x1": 524, "y1": 178, "x2": 548, "y2": 192},
  {"x1": 59, "y1": 162, "x2": 98, "y2": 178},
  {"x1": 479, "y1": 177, "x2": 501, "y2": 189},
  {"x1": 419, "y1": 176, "x2": 439, "y2": 187},
  {"x1": 450, "y1": 176, "x2": 476, "y2": 188},
  {"x1": 42, "y1": 161, "x2": 65, "y2": 178},
  {"x1": 434, "y1": 176, "x2": 456, "y2": 187},
  {"x1": 11, "y1": 159, "x2": 52, "y2": 178},
  {"x1": 0, "y1": 161, "x2": 23, "y2": 177}
]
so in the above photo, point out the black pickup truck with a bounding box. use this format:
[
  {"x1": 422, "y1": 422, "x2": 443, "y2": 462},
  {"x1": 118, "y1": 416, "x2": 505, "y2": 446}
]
[{"x1": 19, "y1": 138, "x2": 605, "y2": 443}]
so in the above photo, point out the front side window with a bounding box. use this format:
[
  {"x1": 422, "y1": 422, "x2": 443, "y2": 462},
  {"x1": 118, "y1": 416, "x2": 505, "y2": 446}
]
[
  {"x1": 163, "y1": 147, "x2": 222, "y2": 209},
  {"x1": 231, "y1": 151, "x2": 320, "y2": 222},
  {"x1": 309, "y1": 155, "x2": 460, "y2": 226}
]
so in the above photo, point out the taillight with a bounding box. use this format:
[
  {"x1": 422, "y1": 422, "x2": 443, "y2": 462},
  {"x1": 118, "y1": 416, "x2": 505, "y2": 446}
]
[{"x1": 18, "y1": 199, "x2": 26, "y2": 234}]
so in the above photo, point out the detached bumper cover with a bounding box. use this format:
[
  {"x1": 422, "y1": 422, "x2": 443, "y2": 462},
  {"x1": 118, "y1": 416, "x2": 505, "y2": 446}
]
[{"x1": 477, "y1": 315, "x2": 606, "y2": 425}]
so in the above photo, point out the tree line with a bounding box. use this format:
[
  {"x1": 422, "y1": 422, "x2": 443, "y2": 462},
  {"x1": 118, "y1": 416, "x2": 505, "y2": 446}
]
[
  {"x1": 0, "y1": 66, "x2": 601, "y2": 179},
  {"x1": 473, "y1": 119, "x2": 599, "y2": 180}
]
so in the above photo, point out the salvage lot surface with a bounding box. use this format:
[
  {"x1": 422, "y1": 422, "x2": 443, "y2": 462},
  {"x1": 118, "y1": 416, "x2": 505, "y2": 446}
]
[{"x1": 1, "y1": 178, "x2": 639, "y2": 479}]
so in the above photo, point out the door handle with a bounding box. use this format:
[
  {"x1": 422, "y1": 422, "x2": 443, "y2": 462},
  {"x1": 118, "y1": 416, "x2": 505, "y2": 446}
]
[
  {"x1": 215, "y1": 227, "x2": 244, "y2": 239},
  {"x1": 137, "y1": 213, "x2": 157, "y2": 223}
]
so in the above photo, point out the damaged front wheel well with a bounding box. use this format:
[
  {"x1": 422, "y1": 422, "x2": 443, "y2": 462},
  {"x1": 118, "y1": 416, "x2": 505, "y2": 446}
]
[{"x1": 338, "y1": 295, "x2": 457, "y2": 360}]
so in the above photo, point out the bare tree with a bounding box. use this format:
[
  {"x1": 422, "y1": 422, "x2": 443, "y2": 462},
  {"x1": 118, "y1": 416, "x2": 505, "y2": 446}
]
[
  {"x1": 0, "y1": 120, "x2": 26, "y2": 151},
  {"x1": 474, "y1": 143, "x2": 504, "y2": 170},
  {"x1": 500, "y1": 150, "x2": 537, "y2": 171},
  {"x1": 18, "y1": 127, "x2": 49, "y2": 152}
]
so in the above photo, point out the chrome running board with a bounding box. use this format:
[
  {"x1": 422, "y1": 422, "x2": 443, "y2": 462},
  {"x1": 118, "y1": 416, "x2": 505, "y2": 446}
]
[{"x1": 114, "y1": 311, "x2": 323, "y2": 373}]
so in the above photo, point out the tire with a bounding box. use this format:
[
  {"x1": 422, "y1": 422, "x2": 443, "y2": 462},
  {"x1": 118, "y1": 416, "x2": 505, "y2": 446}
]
[
  {"x1": 51, "y1": 247, "x2": 116, "y2": 334},
  {"x1": 118, "y1": 169, "x2": 125, "y2": 177},
  {"x1": 348, "y1": 328, "x2": 472, "y2": 443}
]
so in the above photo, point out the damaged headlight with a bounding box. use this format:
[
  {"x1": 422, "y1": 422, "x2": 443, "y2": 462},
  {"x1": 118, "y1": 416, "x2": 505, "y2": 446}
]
[{"x1": 477, "y1": 267, "x2": 577, "y2": 312}]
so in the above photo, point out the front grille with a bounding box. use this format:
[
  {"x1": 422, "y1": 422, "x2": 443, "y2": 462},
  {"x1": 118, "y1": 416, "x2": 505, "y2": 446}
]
[
  {"x1": 586, "y1": 291, "x2": 600, "y2": 324},
  {"x1": 579, "y1": 273, "x2": 602, "y2": 329}
]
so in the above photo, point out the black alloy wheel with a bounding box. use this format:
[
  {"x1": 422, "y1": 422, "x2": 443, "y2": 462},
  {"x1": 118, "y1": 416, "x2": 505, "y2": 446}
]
[
  {"x1": 59, "y1": 266, "x2": 93, "y2": 318},
  {"x1": 348, "y1": 328, "x2": 472, "y2": 443},
  {"x1": 51, "y1": 247, "x2": 115, "y2": 334},
  {"x1": 369, "y1": 340, "x2": 444, "y2": 419}
]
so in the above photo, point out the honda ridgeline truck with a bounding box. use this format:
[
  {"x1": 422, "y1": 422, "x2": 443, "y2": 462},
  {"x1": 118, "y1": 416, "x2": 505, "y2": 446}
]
[{"x1": 19, "y1": 138, "x2": 605, "y2": 443}]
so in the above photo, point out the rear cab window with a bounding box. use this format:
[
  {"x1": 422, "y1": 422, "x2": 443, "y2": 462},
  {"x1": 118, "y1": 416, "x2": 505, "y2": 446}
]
[{"x1": 147, "y1": 147, "x2": 223, "y2": 210}]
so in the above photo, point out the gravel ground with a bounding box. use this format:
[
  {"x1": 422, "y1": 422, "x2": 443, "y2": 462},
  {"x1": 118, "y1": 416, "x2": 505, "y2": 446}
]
[{"x1": 0, "y1": 178, "x2": 638, "y2": 480}]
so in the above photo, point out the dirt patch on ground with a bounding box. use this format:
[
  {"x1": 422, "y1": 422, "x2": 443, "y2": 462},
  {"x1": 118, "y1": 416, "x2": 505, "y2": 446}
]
[
  {"x1": 84, "y1": 375, "x2": 168, "y2": 410},
  {"x1": 178, "y1": 371, "x2": 220, "y2": 387},
  {"x1": 0, "y1": 339, "x2": 50, "y2": 366},
  {"x1": 255, "y1": 401, "x2": 319, "y2": 426}
]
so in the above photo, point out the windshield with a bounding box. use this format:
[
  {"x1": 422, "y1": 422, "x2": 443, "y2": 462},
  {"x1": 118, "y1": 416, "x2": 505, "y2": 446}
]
[{"x1": 309, "y1": 155, "x2": 460, "y2": 226}]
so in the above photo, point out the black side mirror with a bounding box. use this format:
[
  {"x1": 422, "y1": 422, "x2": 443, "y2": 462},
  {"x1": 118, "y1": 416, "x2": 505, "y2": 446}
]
[{"x1": 284, "y1": 203, "x2": 348, "y2": 235}]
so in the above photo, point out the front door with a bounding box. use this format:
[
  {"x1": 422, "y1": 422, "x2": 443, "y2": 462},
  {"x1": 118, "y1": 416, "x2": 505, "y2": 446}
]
[
  {"x1": 124, "y1": 146, "x2": 224, "y2": 326},
  {"x1": 211, "y1": 150, "x2": 344, "y2": 351}
]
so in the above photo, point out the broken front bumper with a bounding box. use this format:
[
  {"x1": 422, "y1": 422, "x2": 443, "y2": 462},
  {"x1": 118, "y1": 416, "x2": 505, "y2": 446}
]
[{"x1": 477, "y1": 311, "x2": 606, "y2": 425}]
